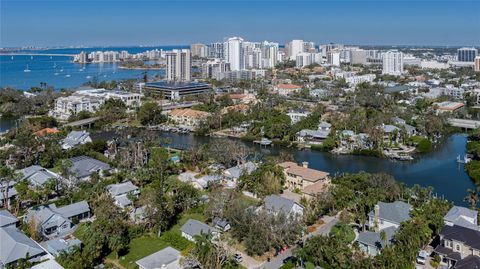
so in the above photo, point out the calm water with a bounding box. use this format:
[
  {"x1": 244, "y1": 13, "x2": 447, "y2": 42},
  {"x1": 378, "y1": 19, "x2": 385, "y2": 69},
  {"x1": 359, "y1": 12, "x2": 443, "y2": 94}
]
[
  {"x1": 0, "y1": 46, "x2": 187, "y2": 90},
  {"x1": 157, "y1": 132, "x2": 475, "y2": 206}
]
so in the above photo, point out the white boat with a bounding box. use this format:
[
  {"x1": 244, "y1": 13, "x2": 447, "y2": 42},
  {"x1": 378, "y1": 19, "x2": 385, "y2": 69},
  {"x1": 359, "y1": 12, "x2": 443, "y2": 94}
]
[
  {"x1": 86, "y1": 75, "x2": 92, "y2": 79},
  {"x1": 65, "y1": 74, "x2": 71, "y2": 78},
  {"x1": 457, "y1": 155, "x2": 472, "y2": 164},
  {"x1": 11, "y1": 56, "x2": 13, "y2": 60},
  {"x1": 53, "y1": 62, "x2": 57, "y2": 68},
  {"x1": 24, "y1": 65, "x2": 31, "y2": 72},
  {"x1": 30, "y1": 56, "x2": 33, "y2": 60},
  {"x1": 54, "y1": 72, "x2": 59, "y2": 76}
]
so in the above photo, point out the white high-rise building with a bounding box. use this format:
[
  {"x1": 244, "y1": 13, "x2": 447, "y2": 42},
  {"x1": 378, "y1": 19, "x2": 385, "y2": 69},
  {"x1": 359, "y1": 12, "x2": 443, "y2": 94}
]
[
  {"x1": 382, "y1": 50, "x2": 404, "y2": 76},
  {"x1": 224, "y1": 37, "x2": 244, "y2": 71},
  {"x1": 287, "y1": 39, "x2": 304, "y2": 60},
  {"x1": 166, "y1": 49, "x2": 191, "y2": 82},
  {"x1": 327, "y1": 50, "x2": 341, "y2": 66}
]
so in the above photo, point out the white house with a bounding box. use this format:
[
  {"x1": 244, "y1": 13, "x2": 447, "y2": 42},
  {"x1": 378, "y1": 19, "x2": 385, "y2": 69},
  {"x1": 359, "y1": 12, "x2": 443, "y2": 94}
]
[{"x1": 180, "y1": 219, "x2": 219, "y2": 242}]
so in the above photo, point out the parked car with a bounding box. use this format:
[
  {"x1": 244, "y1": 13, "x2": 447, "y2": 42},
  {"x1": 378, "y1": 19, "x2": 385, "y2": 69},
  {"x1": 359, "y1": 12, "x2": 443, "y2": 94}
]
[
  {"x1": 282, "y1": 256, "x2": 296, "y2": 264},
  {"x1": 416, "y1": 250, "x2": 428, "y2": 265}
]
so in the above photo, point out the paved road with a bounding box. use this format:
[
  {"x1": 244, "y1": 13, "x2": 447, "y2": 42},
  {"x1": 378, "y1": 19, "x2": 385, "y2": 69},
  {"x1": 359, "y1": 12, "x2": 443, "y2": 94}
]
[{"x1": 255, "y1": 214, "x2": 339, "y2": 269}]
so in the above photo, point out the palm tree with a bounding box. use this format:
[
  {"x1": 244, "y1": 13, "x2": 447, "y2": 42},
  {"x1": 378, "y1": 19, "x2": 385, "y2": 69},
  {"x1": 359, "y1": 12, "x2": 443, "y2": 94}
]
[{"x1": 464, "y1": 188, "x2": 479, "y2": 209}]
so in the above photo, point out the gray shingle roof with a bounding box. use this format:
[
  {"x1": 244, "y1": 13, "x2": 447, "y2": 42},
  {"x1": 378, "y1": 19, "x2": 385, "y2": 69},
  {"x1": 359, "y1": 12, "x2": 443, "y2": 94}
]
[
  {"x1": 55, "y1": 201, "x2": 90, "y2": 219},
  {"x1": 440, "y1": 225, "x2": 480, "y2": 250},
  {"x1": 454, "y1": 255, "x2": 480, "y2": 269},
  {"x1": 180, "y1": 219, "x2": 218, "y2": 237},
  {"x1": 368, "y1": 201, "x2": 412, "y2": 225},
  {"x1": 224, "y1": 161, "x2": 257, "y2": 179},
  {"x1": 106, "y1": 181, "x2": 138, "y2": 196},
  {"x1": 136, "y1": 247, "x2": 181, "y2": 269},
  {"x1": 69, "y1": 156, "x2": 111, "y2": 179},
  {"x1": 43, "y1": 236, "x2": 81, "y2": 256},
  {"x1": 264, "y1": 195, "x2": 302, "y2": 215},
  {"x1": 0, "y1": 227, "x2": 45, "y2": 265},
  {"x1": 61, "y1": 130, "x2": 91, "y2": 149},
  {"x1": 357, "y1": 226, "x2": 397, "y2": 249},
  {"x1": 19, "y1": 165, "x2": 60, "y2": 186},
  {"x1": 0, "y1": 210, "x2": 18, "y2": 227},
  {"x1": 444, "y1": 206, "x2": 478, "y2": 229}
]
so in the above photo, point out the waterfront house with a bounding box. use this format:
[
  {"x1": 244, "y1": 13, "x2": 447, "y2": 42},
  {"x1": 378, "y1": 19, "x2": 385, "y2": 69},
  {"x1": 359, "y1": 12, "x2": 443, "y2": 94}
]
[
  {"x1": 168, "y1": 108, "x2": 211, "y2": 129},
  {"x1": 106, "y1": 181, "x2": 140, "y2": 209},
  {"x1": 434, "y1": 224, "x2": 480, "y2": 268},
  {"x1": 68, "y1": 155, "x2": 112, "y2": 182},
  {"x1": 223, "y1": 161, "x2": 258, "y2": 183},
  {"x1": 297, "y1": 121, "x2": 331, "y2": 144},
  {"x1": 262, "y1": 194, "x2": 304, "y2": 217},
  {"x1": 136, "y1": 247, "x2": 182, "y2": 269},
  {"x1": 0, "y1": 227, "x2": 46, "y2": 267},
  {"x1": 278, "y1": 161, "x2": 329, "y2": 192},
  {"x1": 366, "y1": 201, "x2": 412, "y2": 231},
  {"x1": 287, "y1": 109, "x2": 310, "y2": 124},
  {"x1": 357, "y1": 201, "x2": 412, "y2": 256},
  {"x1": 25, "y1": 201, "x2": 90, "y2": 238},
  {"x1": 444, "y1": 206, "x2": 478, "y2": 230},
  {"x1": 0, "y1": 210, "x2": 18, "y2": 228},
  {"x1": 61, "y1": 130, "x2": 92, "y2": 150},
  {"x1": 180, "y1": 219, "x2": 219, "y2": 242}
]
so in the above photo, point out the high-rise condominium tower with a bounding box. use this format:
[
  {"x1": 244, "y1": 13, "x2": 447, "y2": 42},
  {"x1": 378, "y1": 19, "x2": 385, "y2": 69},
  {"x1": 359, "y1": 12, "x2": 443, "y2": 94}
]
[{"x1": 166, "y1": 49, "x2": 191, "y2": 82}]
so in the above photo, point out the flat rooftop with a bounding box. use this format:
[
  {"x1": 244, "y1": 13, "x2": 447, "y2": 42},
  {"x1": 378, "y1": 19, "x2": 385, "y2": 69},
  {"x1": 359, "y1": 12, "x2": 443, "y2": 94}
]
[{"x1": 145, "y1": 81, "x2": 210, "y2": 90}]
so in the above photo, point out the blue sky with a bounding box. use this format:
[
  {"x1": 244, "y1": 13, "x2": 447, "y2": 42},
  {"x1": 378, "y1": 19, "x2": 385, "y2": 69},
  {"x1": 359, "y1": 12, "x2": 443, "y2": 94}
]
[{"x1": 1, "y1": 0, "x2": 479, "y2": 47}]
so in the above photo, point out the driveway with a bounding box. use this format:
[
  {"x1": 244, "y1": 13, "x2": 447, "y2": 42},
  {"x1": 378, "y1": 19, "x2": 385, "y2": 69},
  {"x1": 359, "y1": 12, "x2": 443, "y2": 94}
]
[{"x1": 255, "y1": 214, "x2": 339, "y2": 269}]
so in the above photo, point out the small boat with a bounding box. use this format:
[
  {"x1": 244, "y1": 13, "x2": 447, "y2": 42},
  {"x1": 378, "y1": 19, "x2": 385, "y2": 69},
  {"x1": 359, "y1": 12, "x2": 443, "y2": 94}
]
[
  {"x1": 30, "y1": 56, "x2": 33, "y2": 60},
  {"x1": 103, "y1": 74, "x2": 107, "y2": 77},
  {"x1": 24, "y1": 65, "x2": 31, "y2": 72},
  {"x1": 54, "y1": 72, "x2": 59, "y2": 76},
  {"x1": 457, "y1": 155, "x2": 472, "y2": 164},
  {"x1": 53, "y1": 62, "x2": 57, "y2": 68},
  {"x1": 65, "y1": 74, "x2": 71, "y2": 78},
  {"x1": 11, "y1": 56, "x2": 13, "y2": 60},
  {"x1": 60, "y1": 68, "x2": 64, "y2": 72},
  {"x1": 79, "y1": 68, "x2": 84, "y2": 72},
  {"x1": 86, "y1": 75, "x2": 92, "y2": 79},
  {"x1": 50, "y1": 56, "x2": 53, "y2": 59}
]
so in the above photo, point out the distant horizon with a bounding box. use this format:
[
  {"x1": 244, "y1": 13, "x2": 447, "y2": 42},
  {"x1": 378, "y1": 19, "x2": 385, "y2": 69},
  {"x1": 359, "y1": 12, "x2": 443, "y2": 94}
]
[
  {"x1": 1, "y1": 43, "x2": 478, "y2": 50},
  {"x1": 1, "y1": 0, "x2": 479, "y2": 47}
]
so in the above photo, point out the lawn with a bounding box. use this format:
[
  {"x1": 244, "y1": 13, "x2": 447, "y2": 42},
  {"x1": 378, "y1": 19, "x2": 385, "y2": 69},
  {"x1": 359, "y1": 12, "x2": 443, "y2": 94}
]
[{"x1": 106, "y1": 209, "x2": 207, "y2": 269}]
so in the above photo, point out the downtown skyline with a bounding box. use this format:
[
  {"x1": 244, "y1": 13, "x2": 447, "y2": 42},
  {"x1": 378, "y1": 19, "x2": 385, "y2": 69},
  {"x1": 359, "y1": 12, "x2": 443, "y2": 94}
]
[{"x1": 1, "y1": 0, "x2": 480, "y2": 47}]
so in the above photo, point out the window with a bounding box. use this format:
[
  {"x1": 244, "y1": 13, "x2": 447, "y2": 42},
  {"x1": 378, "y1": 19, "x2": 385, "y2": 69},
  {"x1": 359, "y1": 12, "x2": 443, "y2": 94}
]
[{"x1": 456, "y1": 245, "x2": 460, "y2": 251}]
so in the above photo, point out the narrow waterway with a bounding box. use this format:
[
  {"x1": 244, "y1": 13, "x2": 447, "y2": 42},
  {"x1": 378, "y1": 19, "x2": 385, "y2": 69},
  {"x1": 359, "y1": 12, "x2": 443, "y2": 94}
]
[{"x1": 156, "y1": 132, "x2": 475, "y2": 206}]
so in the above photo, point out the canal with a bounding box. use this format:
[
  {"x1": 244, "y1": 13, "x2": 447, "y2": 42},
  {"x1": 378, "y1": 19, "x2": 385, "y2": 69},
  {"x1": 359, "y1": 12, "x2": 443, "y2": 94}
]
[{"x1": 156, "y1": 132, "x2": 476, "y2": 206}]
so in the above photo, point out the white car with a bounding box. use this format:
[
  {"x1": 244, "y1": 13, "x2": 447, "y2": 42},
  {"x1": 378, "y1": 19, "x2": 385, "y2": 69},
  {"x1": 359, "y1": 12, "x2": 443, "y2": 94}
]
[{"x1": 416, "y1": 250, "x2": 428, "y2": 265}]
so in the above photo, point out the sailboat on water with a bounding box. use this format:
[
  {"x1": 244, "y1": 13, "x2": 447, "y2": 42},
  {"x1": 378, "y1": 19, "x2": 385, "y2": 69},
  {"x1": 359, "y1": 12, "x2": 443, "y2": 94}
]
[{"x1": 24, "y1": 65, "x2": 31, "y2": 72}]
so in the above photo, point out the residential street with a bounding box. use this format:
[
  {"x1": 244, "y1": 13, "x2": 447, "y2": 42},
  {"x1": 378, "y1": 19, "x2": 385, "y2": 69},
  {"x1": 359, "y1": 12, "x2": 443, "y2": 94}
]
[{"x1": 255, "y1": 214, "x2": 339, "y2": 269}]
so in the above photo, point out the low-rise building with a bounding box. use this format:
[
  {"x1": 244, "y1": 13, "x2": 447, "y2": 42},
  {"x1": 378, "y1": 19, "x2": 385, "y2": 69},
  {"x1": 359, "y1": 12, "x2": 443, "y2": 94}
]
[
  {"x1": 106, "y1": 181, "x2": 140, "y2": 209},
  {"x1": 434, "y1": 101, "x2": 465, "y2": 113},
  {"x1": 18, "y1": 165, "x2": 62, "y2": 188},
  {"x1": 43, "y1": 235, "x2": 82, "y2": 257},
  {"x1": 357, "y1": 201, "x2": 412, "y2": 256},
  {"x1": 278, "y1": 161, "x2": 329, "y2": 191},
  {"x1": 297, "y1": 121, "x2": 331, "y2": 144},
  {"x1": 0, "y1": 210, "x2": 18, "y2": 228},
  {"x1": 25, "y1": 201, "x2": 90, "y2": 238},
  {"x1": 180, "y1": 219, "x2": 219, "y2": 242},
  {"x1": 144, "y1": 81, "x2": 212, "y2": 100},
  {"x1": 444, "y1": 206, "x2": 478, "y2": 230},
  {"x1": 68, "y1": 155, "x2": 112, "y2": 182},
  {"x1": 287, "y1": 110, "x2": 310, "y2": 124},
  {"x1": 0, "y1": 227, "x2": 46, "y2": 267},
  {"x1": 434, "y1": 224, "x2": 480, "y2": 268},
  {"x1": 61, "y1": 130, "x2": 92, "y2": 150},
  {"x1": 136, "y1": 247, "x2": 182, "y2": 269},
  {"x1": 50, "y1": 95, "x2": 103, "y2": 120},
  {"x1": 274, "y1": 84, "x2": 303, "y2": 96},
  {"x1": 75, "y1": 88, "x2": 142, "y2": 107},
  {"x1": 168, "y1": 108, "x2": 210, "y2": 129},
  {"x1": 345, "y1": 74, "x2": 376, "y2": 86},
  {"x1": 263, "y1": 194, "x2": 304, "y2": 217}
]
